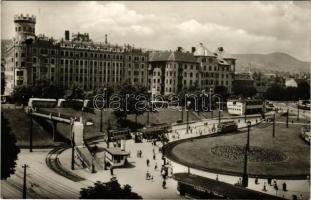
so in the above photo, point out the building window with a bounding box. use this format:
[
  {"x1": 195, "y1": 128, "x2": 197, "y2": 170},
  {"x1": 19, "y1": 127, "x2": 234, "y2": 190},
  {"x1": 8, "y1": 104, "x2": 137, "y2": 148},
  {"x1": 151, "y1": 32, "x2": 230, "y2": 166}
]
[
  {"x1": 17, "y1": 71, "x2": 24, "y2": 76},
  {"x1": 33, "y1": 57, "x2": 37, "y2": 63}
]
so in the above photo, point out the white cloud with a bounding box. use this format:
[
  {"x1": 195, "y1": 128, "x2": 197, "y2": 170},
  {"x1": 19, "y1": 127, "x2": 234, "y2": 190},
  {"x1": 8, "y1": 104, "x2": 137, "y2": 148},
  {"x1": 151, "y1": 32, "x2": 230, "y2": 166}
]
[{"x1": 1, "y1": 1, "x2": 310, "y2": 61}]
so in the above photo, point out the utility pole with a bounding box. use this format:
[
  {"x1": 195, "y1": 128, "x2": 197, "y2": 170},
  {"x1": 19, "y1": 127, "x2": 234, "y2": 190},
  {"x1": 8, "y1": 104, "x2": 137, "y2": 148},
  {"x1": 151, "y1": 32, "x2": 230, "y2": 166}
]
[{"x1": 22, "y1": 164, "x2": 29, "y2": 199}]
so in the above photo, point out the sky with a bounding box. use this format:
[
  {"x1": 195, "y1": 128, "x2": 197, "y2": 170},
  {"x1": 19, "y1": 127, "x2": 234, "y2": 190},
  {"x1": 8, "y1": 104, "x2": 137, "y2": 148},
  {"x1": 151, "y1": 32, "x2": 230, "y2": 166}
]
[{"x1": 1, "y1": 1, "x2": 310, "y2": 61}]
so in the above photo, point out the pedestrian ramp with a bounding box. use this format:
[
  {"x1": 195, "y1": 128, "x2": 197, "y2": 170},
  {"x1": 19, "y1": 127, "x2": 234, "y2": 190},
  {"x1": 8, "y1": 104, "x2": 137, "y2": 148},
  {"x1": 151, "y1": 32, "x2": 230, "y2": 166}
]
[{"x1": 75, "y1": 146, "x2": 104, "y2": 172}]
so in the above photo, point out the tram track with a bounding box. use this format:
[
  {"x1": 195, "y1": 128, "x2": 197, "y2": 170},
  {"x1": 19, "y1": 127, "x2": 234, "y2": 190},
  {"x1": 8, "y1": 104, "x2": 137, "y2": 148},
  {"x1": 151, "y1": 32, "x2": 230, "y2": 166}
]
[{"x1": 45, "y1": 146, "x2": 85, "y2": 182}]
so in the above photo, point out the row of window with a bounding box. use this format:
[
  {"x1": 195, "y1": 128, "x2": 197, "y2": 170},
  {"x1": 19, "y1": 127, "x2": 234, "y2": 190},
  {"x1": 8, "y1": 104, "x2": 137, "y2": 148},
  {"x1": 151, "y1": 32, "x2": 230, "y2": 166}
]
[
  {"x1": 15, "y1": 26, "x2": 34, "y2": 33},
  {"x1": 31, "y1": 48, "x2": 146, "y2": 62}
]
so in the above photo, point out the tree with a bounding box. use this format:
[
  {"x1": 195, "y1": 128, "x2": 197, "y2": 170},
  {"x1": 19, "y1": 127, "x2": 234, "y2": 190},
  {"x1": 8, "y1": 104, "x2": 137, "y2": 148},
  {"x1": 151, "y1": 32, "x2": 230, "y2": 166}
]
[
  {"x1": 64, "y1": 84, "x2": 85, "y2": 100},
  {"x1": 264, "y1": 84, "x2": 285, "y2": 101},
  {"x1": 113, "y1": 83, "x2": 147, "y2": 124},
  {"x1": 214, "y1": 86, "x2": 229, "y2": 100},
  {"x1": 1, "y1": 64, "x2": 5, "y2": 95},
  {"x1": 80, "y1": 179, "x2": 142, "y2": 199},
  {"x1": 12, "y1": 85, "x2": 32, "y2": 105},
  {"x1": 296, "y1": 81, "x2": 310, "y2": 100},
  {"x1": 232, "y1": 84, "x2": 257, "y2": 98},
  {"x1": 1, "y1": 113, "x2": 20, "y2": 180}
]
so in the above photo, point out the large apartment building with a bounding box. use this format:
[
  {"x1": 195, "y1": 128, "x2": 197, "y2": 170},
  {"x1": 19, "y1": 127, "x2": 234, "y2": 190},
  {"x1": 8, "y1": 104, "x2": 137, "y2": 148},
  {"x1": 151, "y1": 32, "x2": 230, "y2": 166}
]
[
  {"x1": 148, "y1": 43, "x2": 236, "y2": 96},
  {"x1": 4, "y1": 14, "x2": 236, "y2": 96},
  {"x1": 4, "y1": 14, "x2": 148, "y2": 95}
]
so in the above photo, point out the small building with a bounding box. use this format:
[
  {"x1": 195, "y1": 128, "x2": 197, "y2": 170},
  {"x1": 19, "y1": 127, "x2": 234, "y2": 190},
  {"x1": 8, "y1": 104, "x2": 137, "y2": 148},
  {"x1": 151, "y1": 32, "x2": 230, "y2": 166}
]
[
  {"x1": 227, "y1": 99, "x2": 263, "y2": 115},
  {"x1": 104, "y1": 147, "x2": 130, "y2": 168},
  {"x1": 285, "y1": 78, "x2": 298, "y2": 88}
]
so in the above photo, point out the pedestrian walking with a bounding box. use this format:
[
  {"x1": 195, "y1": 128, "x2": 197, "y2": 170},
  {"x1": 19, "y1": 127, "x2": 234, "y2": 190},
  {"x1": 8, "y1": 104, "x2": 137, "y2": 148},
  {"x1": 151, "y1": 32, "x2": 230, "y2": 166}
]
[
  {"x1": 162, "y1": 179, "x2": 166, "y2": 189},
  {"x1": 146, "y1": 171, "x2": 150, "y2": 180},
  {"x1": 110, "y1": 167, "x2": 114, "y2": 175},
  {"x1": 268, "y1": 177, "x2": 272, "y2": 185},
  {"x1": 255, "y1": 176, "x2": 259, "y2": 184},
  {"x1": 263, "y1": 182, "x2": 267, "y2": 191},
  {"x1": 146, "y1": 159, "x2": 150, "y2": 167},
  {"x1": 283, "y1": 182, "x2": 287, "y2": 191},
  {"x1": 154, "y1": 163, "x2": 158, "y2": 171},
  {"x1": 216, "y1": 174, "x2": 219, "y2": 181},
  {"x1": 153, "y1": 154, "x2": 156, "y2": 160}
]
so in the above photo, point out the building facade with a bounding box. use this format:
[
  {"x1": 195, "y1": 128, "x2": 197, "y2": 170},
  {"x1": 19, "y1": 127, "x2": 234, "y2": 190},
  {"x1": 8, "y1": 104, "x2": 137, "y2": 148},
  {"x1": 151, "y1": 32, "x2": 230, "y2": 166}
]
[
  {"x1": 148, "y1": 43, "x2": 235, "y2": 96},
  {"x1": 4, "y1": 14, "x2": 236, "y2": 96},
  {"x1": 4, "y1": 14, "x2": 148, "y2": 95}
]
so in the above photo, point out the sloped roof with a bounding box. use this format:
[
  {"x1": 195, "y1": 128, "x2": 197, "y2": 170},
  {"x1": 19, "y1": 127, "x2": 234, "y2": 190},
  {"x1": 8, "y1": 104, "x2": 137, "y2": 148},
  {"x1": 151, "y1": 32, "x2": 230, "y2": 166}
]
[
  {"x1": 149, "y1": 51, "x2": 197, "y2": 63},
  {"x1": 214, "y1": 47, "x2": 236, "y2": 59},
  {"x1": 193, "y1": 43, "x2": 215, "y2": 57},
  {"x1": 217, "y1": 58, "x2": 230, "y2": 66}
]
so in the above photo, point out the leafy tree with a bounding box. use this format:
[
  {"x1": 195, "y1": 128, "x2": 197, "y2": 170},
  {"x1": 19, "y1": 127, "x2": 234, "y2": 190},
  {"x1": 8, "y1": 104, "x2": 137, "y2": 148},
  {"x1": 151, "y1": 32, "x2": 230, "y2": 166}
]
[
  {"x1": 232, "y1": 84, "x2": 257, "y2": 98},
  {"x1": 12, "y1": 85, "x2": 32, "y2": 105},
  {"x1": 1, "y1": 113, "x2": 20, "y2": 180},
  {"x1": 264, "y1": 84, "x2": 285, "y2": 101},
  {"x1": 1, "y1": 65, "x2": 5, "y2": 95},
  {"x1": 12, "y1": 80, "x2": 65, "y2": 104},
  {"x1": 80, "y1": 179, "x2": 142, "y2": 199},
  {"x1": 64, "y1": 84, "x2": 85, "y2": 100},
  {"x1": 214, "y1": 86, "x2": 229, "y2": 100},
  {"x1": 113, "y1": 83, "x2": 147, "y2": 124},
  {"x1": 296, "y1": 81, "x2": 310, "y2": 100}
]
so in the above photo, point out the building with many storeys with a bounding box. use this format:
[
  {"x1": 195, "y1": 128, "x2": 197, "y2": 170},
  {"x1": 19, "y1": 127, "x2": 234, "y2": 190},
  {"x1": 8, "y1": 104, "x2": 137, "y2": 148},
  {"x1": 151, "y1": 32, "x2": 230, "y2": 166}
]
[
  {"x1": 148, "y1": 43, "x2": 236, "y2": 96},
  {"x1": 4, "y1": 14, "x2": 148, "y2": 95}
]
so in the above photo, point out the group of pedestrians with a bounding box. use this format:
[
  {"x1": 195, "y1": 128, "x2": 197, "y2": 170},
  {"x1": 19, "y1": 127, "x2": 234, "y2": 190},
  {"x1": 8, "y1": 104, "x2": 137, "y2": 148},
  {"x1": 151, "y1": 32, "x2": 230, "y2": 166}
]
[{"x1": 136, "y1": 150, "x2": 143, "y2": 158}]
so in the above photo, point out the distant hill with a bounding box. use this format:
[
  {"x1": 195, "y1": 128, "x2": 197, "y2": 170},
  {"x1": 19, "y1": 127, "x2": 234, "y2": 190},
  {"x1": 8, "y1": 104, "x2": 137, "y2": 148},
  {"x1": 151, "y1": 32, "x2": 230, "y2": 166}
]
[{"x1": 233, "y1": 52, "x2": 310, "y2": 73}]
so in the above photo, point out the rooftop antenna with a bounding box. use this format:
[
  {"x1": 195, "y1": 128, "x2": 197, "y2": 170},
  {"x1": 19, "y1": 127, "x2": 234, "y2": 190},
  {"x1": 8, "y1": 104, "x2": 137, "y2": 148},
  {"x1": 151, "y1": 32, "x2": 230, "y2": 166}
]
[
  {"x1": 248, "y1": 63, "x2": 252, "y2": 74},
  {"x1": 105, "y1": 34, "x2": 108, "y2": 44}
]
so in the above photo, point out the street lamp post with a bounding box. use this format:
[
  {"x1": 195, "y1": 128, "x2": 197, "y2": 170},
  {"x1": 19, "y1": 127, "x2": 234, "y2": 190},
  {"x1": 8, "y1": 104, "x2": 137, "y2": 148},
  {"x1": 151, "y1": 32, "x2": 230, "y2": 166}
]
[
  {"x1": 29, "y1": 113, "x2": 33, "y2": 152},
  {"x1": 186, "y1": 101, "x2": 191, "y2": 134},
  {"x1": 91, "y1": 152, "x2": 95, "y2": 173},
  {"x1": 272, "y1": 113, "x2": 275, "y2": 137},
  {"x1": 218, "y1": 109, "x2": 221, "y2": 124},
  {"x1": 242, "y1": 121, "x2": 252, "y2": 187},
  {"x1": 244, "y1": 103, "x2": 247, "y2": 123},
  {"x1": 297, "y1": 100, "x2": 300, "y2": 121},
  {"x1": 147, "y1": 91, "x2": 151, "y2": 127},
  {"x1": 71, "y1": 121, "x2": 75, "y2": 170},
  {"x1": 246, "y1": 121, "x2": 251, "y2": 150},
  {"x1": 286, "y1": 108, "x2": 289, "y2": 128},
  {"x1": 181, "y1": 104, "x2": 184, "y2": 122},
  {"x1": 100, "y1": 88, "x2": 107, "y2": 132}
]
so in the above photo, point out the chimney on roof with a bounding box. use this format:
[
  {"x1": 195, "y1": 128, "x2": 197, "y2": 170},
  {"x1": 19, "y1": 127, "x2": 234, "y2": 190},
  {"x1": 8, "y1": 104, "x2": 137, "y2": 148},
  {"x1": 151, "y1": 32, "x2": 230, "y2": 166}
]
[
  {"x1": 191, "y1": 47, "x2": 196, "y2": 53},
  {"x1": 105, "y1": 34, "x2": 108, "y2": 44},
  {"x1": 65, "y1": 30, "x2": 70, "y2": 41},
  {"x1": 177, "y1": 46, "x2": 183, "y2": 52},
  {"x1": 218, "y1": 47, "x2": 224, "y2": 52}
]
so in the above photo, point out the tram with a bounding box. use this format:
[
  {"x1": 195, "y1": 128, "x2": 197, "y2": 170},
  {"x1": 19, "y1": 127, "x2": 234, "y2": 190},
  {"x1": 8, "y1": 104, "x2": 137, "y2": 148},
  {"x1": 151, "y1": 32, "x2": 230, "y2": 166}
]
[{"x1": 217, "y1": 121, "x2": 238, "y2": 133}]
